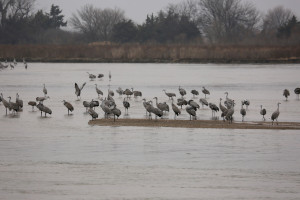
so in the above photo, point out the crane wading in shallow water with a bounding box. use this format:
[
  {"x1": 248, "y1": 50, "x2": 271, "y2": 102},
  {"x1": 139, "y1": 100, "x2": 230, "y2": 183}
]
[
  {"x1": 271, "y1": 102, "x2": 281, "y2": 125},
  {"x1": 75, "y1": 82, "x2": 86, "y2": 100}
]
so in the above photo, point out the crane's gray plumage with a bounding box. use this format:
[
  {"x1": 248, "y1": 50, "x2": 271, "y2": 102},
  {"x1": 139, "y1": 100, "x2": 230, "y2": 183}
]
[
  {"x1": 142, "y1": 99, "x2": 152, "y2": 116},
  {"x1": 36, "y1": 96, "x2": 50, "y2": 102},
  {"x1": 283, "y1": 89, "x2": 290, "y2": 101},
  {"x1": 225, "y1": 107, "x2": 234, "y2": 124},
  {"x1": 271, "y1": 102, "x2": 281, "y2": 125},
  {"x1": 191, "y1": 89, "x2": 199, "y2": 98},
  {"x1": 177, "y1": 98, "x2": 187, "y2": 108},
  {"x1": 123, "y1": 98, "x2": 130, "y2": 115},
  {"x1": 95, "y1": 84, "x2": 103, "y2": 98},
  {"x1": 1, "y1": 93, "x2": 10, "y2": 115},
  {"x1": 163, "y1": 89, "x2": 176, "y2": 99},
  {"x1": 209, "y1": 103, "x2": 219, "y2": 117},
  {"x1": 186, "y1": 106, "x2": 196, "y2": 120},
  {"x1": 75, "y1": 82, "x2": 86, "y2": 100},
  {"x1": 98, "y1": 74, "x2": 104, "y2": 78},
  {"x1": 83, "y1": 101, "x2": 90, "y2": 112},
  {"x1": 171, "y1": 98, "x2": 181, "y2": 119},
  {"x1": 43, "y1": 84, "x2": 47, "y2": 97},
  {"x1": 111, "y1": 105, "x2": 121, "y2": 121},
  {"x1": 199, "y1": 98, "x2": 208, "y2": 108},
  {"x1": 8, "y1": 96, "x2": 20, "y2": 115},
  {"x1": 242, "y1": 99, "x2": 250, "y2": 110},
  {"x1": 100, "y1": 100, "x2": 111, "y2": 118},
  {"x1": 224, "y1": 92, "x2": 235, "y2": 109},
  {"x1": 294, "y1": 88, "x2": 300, "y2": 99},
  {"x1": 202, "y1": 87, "x2": 210, "y2": 98},
  {"x1": 240, "y1": 102, "x2": 246, "y2": 122},
  {"x1": 63, "y1": 100, "x2": 74, "y2": 115},
  {"x1": 219, "y1": 98, "x2": 227, "y2": 121},
  {"x1": 178, "y1": 86, "x2": 187, "y2": 97},
  {"x1": 132, "y1": 88, "x2": 142, "y2": 98},
  {"x1": 260, "y1": 105, "x2": 267, "y2": 121},
  {"x1": 16, "y1": 93, "x2": 23, "y2": 110},
  {"x1": 87, "y1": 72, "x2": 96, "y2": 80},
  {"x1": 28, "y1": 101, "x2": 37, "y2": 111},
  {"x1": 188, "y1": 100, "x2": 200, "y2": 110},
  {"x1": 88, "y1": 108, "x2": 98, "y2": 120},
  {"x1": 116, "y1": 87, "x2": 124, "y2": 96},
  {"x1": 153, "y1": 97, "x2": 169, "y2": 113},
  {"x1": 123, "y1": 88, "x2": 133, "y2": 99},
  {"x1": 36, "y1": 102, "x2": 52, "y2": 117}
]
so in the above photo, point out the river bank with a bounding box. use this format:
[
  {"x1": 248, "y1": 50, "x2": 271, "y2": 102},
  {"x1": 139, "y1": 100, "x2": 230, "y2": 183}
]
[
  {"x1": 88, "y1": 118, "x2": 300, "y2": 130},
  {"x1": 1, "y1": 44, "x2": 300, "y2": 64}
]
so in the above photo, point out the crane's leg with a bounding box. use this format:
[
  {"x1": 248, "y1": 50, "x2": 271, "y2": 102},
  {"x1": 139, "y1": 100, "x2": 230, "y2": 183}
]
[
  {"x1": 68, "y1": 109, "x2": 69, "y2": 115},
  {"x1": 114, "y1": 115, "x2": 116, "y2": 122},
  {"x1": 6, "y1": 107, "x2": 7, "y2": 115},
  {"x1": 276, "y1": 119, "x2": 278, "y2": 125}
]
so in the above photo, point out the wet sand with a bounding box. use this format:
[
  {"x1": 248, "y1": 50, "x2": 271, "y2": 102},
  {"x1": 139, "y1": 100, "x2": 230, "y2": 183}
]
[{"x1": 89, "y1": 118, "x2": 300, "y2": 130}]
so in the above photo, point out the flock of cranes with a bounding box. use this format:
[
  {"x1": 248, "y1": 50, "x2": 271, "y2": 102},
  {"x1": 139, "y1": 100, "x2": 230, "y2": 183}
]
[
  {"x1": 0, "y1": 59, "x2": 27, "y2": 70},
  {"x1": 1, "y1": 61, "x2": 300, "y2": 125}
]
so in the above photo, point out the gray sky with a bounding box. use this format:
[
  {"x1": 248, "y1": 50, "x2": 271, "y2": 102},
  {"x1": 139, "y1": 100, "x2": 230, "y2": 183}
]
[{"x1": 36, "y1": 0, "x2": 300, "y2": 24}]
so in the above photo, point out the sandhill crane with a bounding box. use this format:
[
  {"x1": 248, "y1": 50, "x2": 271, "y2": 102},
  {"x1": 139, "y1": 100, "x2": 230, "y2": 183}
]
[
  {"x1": 260, "y1": 105, "x2": 267, "y2": 121},
  {"x1": 271, "y1": 102, "x2": 281, "y2": 125},
  {"x1": 87, "y1": 72, "x2": 96, "y2": 80},
  {"x1": 95, "y1": 84, "x2": 103, "y2": 98},
  {"x1": 171, "y1": 97, "x2": 181, "y2": 119},
  {"x1": 36, "y1": 96, "x2": 50, "y2": 102},
  {"x1": 199, "y1": 98, "x2": 208, "y2": 108},
  {"x1": 209, "y1": 103, "x2": 219, "y2": 117},
  {"x1": 36, "y1": 102, "x2": 52, "y2": 117},
  {"x1": 13, "y1": 58, "x2": 17, "y2": 65},
  {"x1": 219, "y1": 98, "x2": 227, "y2": 121},
  {"x1": 153, "y1": 97, "x2": 169, "y2": 113},
  {"x1": 28, "y1": 101, "x2": 37, "y2": 111},
  {"x1": 177, "y1": 98, "x2": 187, "y2": 109},
  {"x1": 191, "y1": 89, "x2": 199, "y2": 98},
  {"x1": 16, "y1": 93, "x2": 23, "y2": 110},
  {"x1": 188, "y1": 100, "x2": 200, "y2": 110},
  {"x1": 224, "y1": 92, "x2": 235, "y2": 109},
  {"x1": 202, "y1": 87, "x2": 210, "y2": 98},
  {"x1": 83, "y1": 101, "x2": 90, "y2": 112},
  {"x1": 163, "y1": 89, "x2": 176, "y2": 100},
  {"x1": 294, "y1": 88, "x2": 300, "y2": 99},
  {"x1": 90, "y1": 99, "x2": 100, "y2": 110},
  {"x1": 123, "y1": 98, "x2": 130, "y2": 115},
  {"x1": 242, "y1": 99, "x2": 250, "y2": 110},
  {"x1": 283, "y1": 89, "x2": 290, "y2": 101},
  {"x1": 1, "y1": 93, "x2": 10, "y2": 115},
  {"x1": 226, "y1": 107, "x2": 234, "y2": 124},
  {"x1": 132, "y1": 88, "x2": 142, "y2": 98},
  {"x1": 123, "y1": 88, "x2": 133, "y2": 99},
  {"x1": 116, "y1": 87, "x2": 124, "y2": 97},
  {"x1": 142, "y1": 99, "x2": 152, "y2": 116},
  {"x1": 75, "y1": 82, "x2": 86, "y2": 100},
  {"x1": 240, "y1": 102, "x2": 246, "y2": 122},
  {"x1": 98, "y1": 74, "x2": 104, "y2": 78},
  {"x1": 8, "y1": 96, "x2": 20, "y2": 115},
  {"x1": 63, "y1": 100, "x2": 74, "y2": 115},
  {"x1": 111, "y1": 105, "x2": 121, "y2": 122},
  {"x1": 178, "y1": 86, "x2": 187, "y2": 98},
  {"x1": 88, "y1": 108, "x2": 98, "y2": 120},
  {"x1": 186, "y1": 106, "x2": 196, "y2": 120},
  {"x1": 43, "y1": 84, "x2": 47, "y2": 97},
  {"x1": 108, "y1": 89, "x2": 114, "y2": 97},
  {"x1": 100, "y1": 100, "x2": 111, "y2": 118}
]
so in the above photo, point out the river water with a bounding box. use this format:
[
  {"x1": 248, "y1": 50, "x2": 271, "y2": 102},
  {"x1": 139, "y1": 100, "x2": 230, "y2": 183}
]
[{"x1": 0, "y1": 63, "x2": 300, "y2": 199}]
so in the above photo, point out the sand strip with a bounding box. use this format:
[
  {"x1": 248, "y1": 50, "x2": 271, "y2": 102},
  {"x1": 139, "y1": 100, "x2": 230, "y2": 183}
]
[{"x1": 88, "y1": 119, "x2": 300, "y2": 130}]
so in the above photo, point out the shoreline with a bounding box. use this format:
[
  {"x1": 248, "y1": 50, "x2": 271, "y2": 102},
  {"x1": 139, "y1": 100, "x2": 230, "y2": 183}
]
[{"x1": 88, "y1": 118, "x2": 300, "y2": 130}]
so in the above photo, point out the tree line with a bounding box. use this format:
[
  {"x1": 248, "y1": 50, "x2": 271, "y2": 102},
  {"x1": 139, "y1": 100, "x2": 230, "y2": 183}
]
[{"x1": 0, "y1": 0, "x2": 299, "y2": 45}]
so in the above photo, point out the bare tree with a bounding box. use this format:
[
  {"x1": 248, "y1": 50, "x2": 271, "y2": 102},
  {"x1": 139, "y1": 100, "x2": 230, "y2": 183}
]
[
  {"x1": 0, "y1": 0, "x2": 35, "y2": 27},
  {"x1": 70, "y1": 4, "x2": 125, "y2": 42},
  {"x1": 262, "y1": 6, "x2": 293, "y2": 33},
  {"x1": 167, "y1": 0, "x2": 200, "y2": 23},
  {"x1": 197, "y1": 0, "x2": 260, "y2": 43}
]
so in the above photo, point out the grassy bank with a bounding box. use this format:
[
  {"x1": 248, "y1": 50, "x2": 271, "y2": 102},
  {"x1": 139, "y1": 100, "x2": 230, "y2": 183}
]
[{"x1": 1, "y1": 44, "x2": 300, "y2": 63}]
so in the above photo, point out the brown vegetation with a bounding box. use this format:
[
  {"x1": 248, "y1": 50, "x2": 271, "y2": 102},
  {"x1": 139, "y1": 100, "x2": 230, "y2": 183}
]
[
  {"x1": 1, "y1": 44, "x2": 300, "y2": 63},
  {"x1": 88, "y1": 118, "x2": 300, "y2": 130}
]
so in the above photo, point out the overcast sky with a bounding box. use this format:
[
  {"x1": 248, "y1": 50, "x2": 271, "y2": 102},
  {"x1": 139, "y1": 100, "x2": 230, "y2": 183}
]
[{"x1": 36, "y1": 0, "x2": 300, "y2": 24}]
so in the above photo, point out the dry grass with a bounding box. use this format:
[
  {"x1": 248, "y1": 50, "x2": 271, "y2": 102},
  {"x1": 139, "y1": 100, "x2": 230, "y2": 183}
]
[{"x1": 0, "y1": 44, "x2": 300, "y2": 63}]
